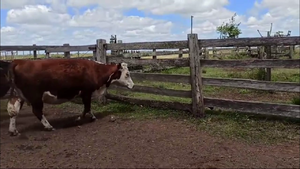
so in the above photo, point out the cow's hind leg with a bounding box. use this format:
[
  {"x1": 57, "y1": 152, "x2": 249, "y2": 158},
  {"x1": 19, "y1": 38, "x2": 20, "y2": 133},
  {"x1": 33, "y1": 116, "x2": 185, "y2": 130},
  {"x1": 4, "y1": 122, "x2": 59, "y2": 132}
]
[
  {"x1": 31, "y1": 101, "x2": 55, "y2": 131},
  {"x1": 7, "y1": 97, "x2": 24, "y2": 136},
  {"x1": 76, "y1": 92, "x2": 96, "y2": 122}
]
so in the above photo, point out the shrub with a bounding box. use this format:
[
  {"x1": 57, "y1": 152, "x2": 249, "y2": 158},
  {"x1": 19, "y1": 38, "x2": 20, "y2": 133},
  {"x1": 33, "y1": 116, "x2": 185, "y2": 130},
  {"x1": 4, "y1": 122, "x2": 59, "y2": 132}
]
[{"x1": 291, "y1": 97, "x2": 300, "y2": 105}]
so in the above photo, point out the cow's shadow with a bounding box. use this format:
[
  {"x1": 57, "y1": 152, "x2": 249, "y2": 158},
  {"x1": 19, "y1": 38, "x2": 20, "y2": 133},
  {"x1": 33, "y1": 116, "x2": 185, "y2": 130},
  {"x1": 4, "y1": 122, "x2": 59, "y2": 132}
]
[{"x1": 19, "y1": 111, "x2": 113, "y2": 134}]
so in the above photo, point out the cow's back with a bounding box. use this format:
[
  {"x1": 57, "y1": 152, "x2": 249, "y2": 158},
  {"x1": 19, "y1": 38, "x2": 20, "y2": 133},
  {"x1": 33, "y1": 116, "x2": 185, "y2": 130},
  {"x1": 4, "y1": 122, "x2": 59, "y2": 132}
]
[{"x1": 11, "y1": 59, "x2": 99, "y2": 93}]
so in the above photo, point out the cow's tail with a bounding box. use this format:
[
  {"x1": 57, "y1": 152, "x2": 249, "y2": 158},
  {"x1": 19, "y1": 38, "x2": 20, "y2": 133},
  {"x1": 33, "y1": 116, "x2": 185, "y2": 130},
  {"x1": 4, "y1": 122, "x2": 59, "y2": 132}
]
[
  {"x1": 7, "y1": 63, "x2": 28, "y2": 104},
  {"x1": 7, "y1": 62, "x2": 17, "y2": 97}
]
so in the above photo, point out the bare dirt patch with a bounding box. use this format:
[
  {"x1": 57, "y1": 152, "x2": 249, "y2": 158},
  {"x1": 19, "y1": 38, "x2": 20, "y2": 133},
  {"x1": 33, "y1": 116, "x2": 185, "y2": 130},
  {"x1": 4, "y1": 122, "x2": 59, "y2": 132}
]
[{"x1": 0, "y1": 105, "x2": 299, "y2": 168}]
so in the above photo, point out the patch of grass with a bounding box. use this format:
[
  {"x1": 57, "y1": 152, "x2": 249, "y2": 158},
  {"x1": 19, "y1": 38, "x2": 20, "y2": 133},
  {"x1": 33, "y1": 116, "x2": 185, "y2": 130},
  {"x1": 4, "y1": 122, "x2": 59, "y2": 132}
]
[
  {"x1": 0, "y1": 100, "x2": 7, "y2": 114},
  {"x1": 291, "y1": 96, "x2": 300, "y2": 105}
]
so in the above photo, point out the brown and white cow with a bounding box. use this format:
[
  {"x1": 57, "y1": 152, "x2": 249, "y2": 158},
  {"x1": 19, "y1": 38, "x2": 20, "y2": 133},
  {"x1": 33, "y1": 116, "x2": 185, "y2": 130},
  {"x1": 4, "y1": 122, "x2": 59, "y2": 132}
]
[
  {"x1": 8, "y1": 58, "x2": 134, "y2": 135},
  {"x1": 1, "y1": 60, "x2": 28, "y2": 136}
]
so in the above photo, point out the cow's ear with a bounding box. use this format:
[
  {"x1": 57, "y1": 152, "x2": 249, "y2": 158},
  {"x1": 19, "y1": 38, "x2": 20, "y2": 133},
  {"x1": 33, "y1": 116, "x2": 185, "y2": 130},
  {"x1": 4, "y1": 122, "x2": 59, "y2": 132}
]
[{"x1": 120, "y1": 63, "x2": 127, "y2": 69}]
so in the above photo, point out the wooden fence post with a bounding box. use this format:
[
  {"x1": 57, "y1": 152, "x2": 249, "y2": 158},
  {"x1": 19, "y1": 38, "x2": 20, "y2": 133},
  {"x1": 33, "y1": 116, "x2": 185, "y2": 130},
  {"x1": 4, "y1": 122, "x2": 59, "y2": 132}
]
[
  {"x1": 212, "y1": 47, "x2": 216, "y2": 58},
  {"x1": 188, "y1": 34, "x2": 205, "y2": 117},
  {"x1": 63, "y1": 43, "x2": 70, "y2": 58},
  {"x1": 289, "y1": 45, "x2": 294, "y2": 59},
  {"x1": 33, "y1": 44, "x2": 37, "y2": 59},
  {"x1": 204, "y1": 47, "x2": 209, "y2": 59},
  {"x1": 265, "y1": 31, "x2": 272, "y2": 81},
  {"x1": 152, "y1": 49, "x2": 157, "y2": 59},
  {"x1": 178, "y1": 48, "x2": 183, "y2": 58},
  {"x1": 96, "y1": 39, "x2": 106, "y2": 63},
  {"x1": 96, "y1": 39, "x2": 107, "y2": 104},
  {"x1": 93, "y1": 50, "x2": 97, "y2": 60},
  {"x1": 45, "y1": 52, "x2": 50, "y2": 58}
]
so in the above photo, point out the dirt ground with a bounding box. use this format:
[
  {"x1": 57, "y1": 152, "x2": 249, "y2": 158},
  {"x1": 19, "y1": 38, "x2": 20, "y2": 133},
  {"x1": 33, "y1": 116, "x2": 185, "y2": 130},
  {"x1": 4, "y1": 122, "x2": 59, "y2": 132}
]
[{"x1": 0, "y1": 105, "x2": 299, "y2": 168}]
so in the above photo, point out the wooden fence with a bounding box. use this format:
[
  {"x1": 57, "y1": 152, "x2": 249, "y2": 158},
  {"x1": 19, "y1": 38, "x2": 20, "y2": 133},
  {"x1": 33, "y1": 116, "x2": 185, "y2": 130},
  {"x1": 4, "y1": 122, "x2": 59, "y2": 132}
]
[
  {"x1": 102, "y1": 35, "x2": 300, "y2": 119},
  {"x1": 1, "y1": 35, "x2": 300, "y2": 118}
]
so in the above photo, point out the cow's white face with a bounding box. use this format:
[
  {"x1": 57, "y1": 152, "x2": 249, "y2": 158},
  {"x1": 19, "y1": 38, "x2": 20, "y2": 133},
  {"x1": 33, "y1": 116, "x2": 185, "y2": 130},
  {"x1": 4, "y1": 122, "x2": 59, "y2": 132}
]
[{"x1": 112, "y1": 63, "x2": 134, "y2": 89}]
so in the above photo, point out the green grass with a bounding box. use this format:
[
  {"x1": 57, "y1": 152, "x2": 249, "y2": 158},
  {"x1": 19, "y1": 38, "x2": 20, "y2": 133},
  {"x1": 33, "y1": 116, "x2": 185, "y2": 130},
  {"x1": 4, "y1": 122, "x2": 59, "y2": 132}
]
[{"x1": 0, "y1": 100, "x2": 6, "y2": 113}]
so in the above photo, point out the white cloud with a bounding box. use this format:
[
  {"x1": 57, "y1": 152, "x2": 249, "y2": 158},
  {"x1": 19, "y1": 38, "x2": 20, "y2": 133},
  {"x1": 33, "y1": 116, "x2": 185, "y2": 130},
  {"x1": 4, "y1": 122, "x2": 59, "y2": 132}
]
[
  {"x1": 7, "y1": 5, "x2": 70, "y2": 25},
  {"x1": 1, "y1": 0, "x2": 41, "y2": 9},
  {"x1": 0, "y1": 0, "x2": 299, "y2": 46},
  {"x1": 244, "y1": 0, "x2": 299, "y2": 36}
]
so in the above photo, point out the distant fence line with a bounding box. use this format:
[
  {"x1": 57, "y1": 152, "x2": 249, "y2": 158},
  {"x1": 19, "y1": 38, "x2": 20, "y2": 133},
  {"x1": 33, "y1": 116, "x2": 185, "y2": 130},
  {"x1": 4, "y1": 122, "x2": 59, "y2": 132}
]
[
  {"x1": 0, "y1": 35, "x2": 300, "y2": 118},
  {"x1": 0, "y1": 37, "x2": 298, "y2": 60}
]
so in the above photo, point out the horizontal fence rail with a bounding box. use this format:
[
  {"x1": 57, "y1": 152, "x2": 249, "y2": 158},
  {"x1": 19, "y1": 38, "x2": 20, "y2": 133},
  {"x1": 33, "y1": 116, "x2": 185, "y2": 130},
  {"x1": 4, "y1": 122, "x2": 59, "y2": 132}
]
[
  {"x1": 201, "y1": 59, "x2": 300, "y2": 68},
  {"x1": 108, "y1": 57, "x2": 300, "y2": 68},
  {"x1": 106, "y1": 40, "x2": 188, "y2": 50},
  {"x1": 106, "y1": 94, "x2": 300, "y2": 118},
  {"x1": 199, "y1": 36, "x2": 300, "y2": 47},
  {"x1": 0, "y1": 45, "x2": 96, "y2": 51},
  {"x1": 127, "y1": 73, "x2": 300, "y2": 93},
  {"x1": 106, "y1": 94, "x2": 192, "y2": 112},
  {"x1": 110, "y1": 84, "x2": 191, "y2": 98},
  {"x1": 105, "y1": 36, "x2": 300, "y2": 50},
  {"x1": 204, "y1": 97, "x2": 300, "y2": 118}
]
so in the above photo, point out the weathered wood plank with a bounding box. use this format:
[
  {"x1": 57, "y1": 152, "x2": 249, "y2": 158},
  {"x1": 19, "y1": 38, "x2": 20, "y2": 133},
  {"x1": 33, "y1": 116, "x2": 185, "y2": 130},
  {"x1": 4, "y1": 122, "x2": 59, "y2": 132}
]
[
  {"x1": 152, "y1": 49, "x2": 157, "y2": 59},
  {"x1": 106, "y1": 94, "x2": 192, "y2": 112},
  {"x1": 201, "y1": 59, "x2": 300, "y2": 68},
  {"x1": 107, "y1": 57, "x2": 189, "y2": 67},
  {"x1": 110, "y1": 50, "x2": 189, "y2": 58},
  {"x1": 188, "y1": 34, "x2": 205, "y2": 117},
  {"x1": 63, "y1": 44, "x2": 70, "y2": 58},
  {"x1": 97, "y1": 39, "x2": 107, "y2": 63},
  {"x1": 109, "y1": 84, "x2": 191, "y2": 98},
  {"x1": 200, "y1": 36, "x2": 300, "y2": 47},
  {"x1": 106, "y1": 94, "x2": 300, "y2": 118},
  {"x1": 1, "y1": 45, "x2": 96, "y2": 51},
  {"x1": 131, "y1": 73, "x2": 190, "y2": 84},
  {"x1": 106, "y1": 36, "x2": 299, "y2": 50},
  {"x1": 130, "y1": 73, "x2": 300, "y2": 93},
  {"x1": 204, "y1": 97, "x2": 300, "y2": 118},
  {"x1": 106, "y1": 40, "x2": 188, "y2": 50},
  {"x1": 97, "y1": 39, "x2": 107, "y2": 104},
  {"x1": 108, "y1": 57, "x2": 300, "y2": 68},
  {"x1": 33, "y1": 44, "x2": 37, "y2": 59},
  {"x1": 203, "y1": 78, "x2": 300, "y2": 93}
]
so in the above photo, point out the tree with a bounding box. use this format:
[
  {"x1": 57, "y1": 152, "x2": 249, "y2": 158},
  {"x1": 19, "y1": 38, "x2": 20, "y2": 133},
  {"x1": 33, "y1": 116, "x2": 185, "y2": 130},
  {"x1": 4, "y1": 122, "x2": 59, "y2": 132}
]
[{"x1": 216, "y1": 13, "x2": 242, "y2": 39}]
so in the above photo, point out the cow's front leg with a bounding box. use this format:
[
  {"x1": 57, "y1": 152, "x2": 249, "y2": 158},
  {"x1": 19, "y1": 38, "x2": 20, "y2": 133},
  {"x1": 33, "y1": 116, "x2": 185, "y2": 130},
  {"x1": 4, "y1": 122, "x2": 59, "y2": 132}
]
[
  {"x1": 76, "y1": 92, "x2": 96, "y2": 122},
  {"x1": 7, "y1": 98, "x2": 24, "y2": 136},
  {"x1": 32, "y1": 101, "x2": 55, "y2": 131}
]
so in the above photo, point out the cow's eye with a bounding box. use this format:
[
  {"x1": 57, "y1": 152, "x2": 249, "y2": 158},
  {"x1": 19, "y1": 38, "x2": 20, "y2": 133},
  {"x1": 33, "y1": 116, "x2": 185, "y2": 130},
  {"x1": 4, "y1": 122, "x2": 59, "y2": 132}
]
[{"x1": 126, "y1": 73, "x2": 130, "y2": 77}]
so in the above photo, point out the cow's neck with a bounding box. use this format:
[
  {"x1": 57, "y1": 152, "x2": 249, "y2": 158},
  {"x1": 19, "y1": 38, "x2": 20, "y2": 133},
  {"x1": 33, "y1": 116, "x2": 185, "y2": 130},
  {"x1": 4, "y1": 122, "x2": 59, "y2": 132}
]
[
  {"x1": 105, "y1": 72, "x2": 115, "y2": 87},
  {"x1": 95, "y1": 64, "x2": 119, "y2": 89}
]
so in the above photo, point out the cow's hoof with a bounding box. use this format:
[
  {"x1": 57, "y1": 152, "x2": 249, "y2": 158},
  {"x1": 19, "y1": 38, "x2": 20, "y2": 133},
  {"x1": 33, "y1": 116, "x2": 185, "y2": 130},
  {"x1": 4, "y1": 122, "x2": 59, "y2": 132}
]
[
  {"x1": 9, "y1": 130, "x2": 20, "y2": 136},
  {"x1": 75, "y1": 116, "x2": 82, "y2": 122},
  {"x1": 44, "y1": 127, "x2": 55, "y2": 131},
  {"x1": 90, "y1": 116, "x2": 97, "y2": 122}
]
